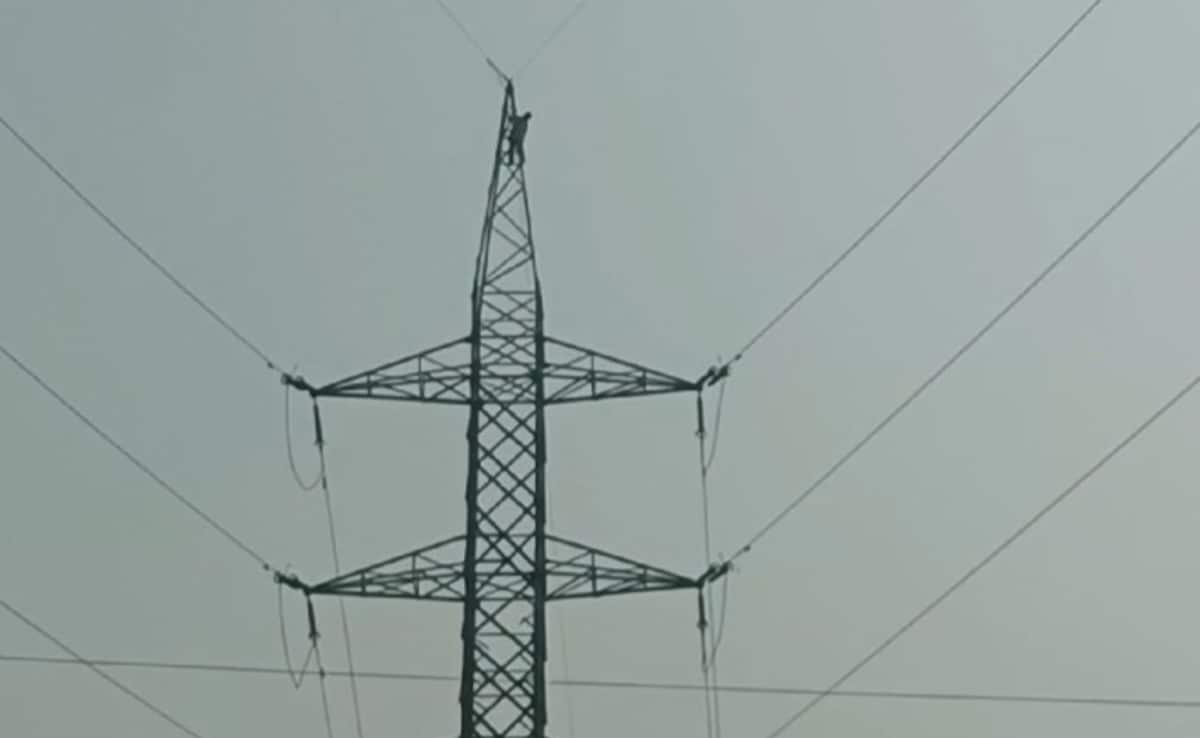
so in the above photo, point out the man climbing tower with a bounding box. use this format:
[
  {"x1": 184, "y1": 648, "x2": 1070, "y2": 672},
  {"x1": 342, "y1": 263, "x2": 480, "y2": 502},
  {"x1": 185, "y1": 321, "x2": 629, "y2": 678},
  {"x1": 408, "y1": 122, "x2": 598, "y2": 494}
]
[{"x1": 507, "y1": 109, "x2": 532, "y2": 167}]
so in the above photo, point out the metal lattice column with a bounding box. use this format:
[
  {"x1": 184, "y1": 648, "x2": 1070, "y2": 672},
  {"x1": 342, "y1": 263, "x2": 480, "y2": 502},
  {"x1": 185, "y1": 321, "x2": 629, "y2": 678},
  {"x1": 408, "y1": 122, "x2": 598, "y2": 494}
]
[
  {"x1": 281, "y1": 82, "x2": 727, "y2": 738},
  {"x1": 461, "y1": 90, "x2": 548, "y2": 735}
]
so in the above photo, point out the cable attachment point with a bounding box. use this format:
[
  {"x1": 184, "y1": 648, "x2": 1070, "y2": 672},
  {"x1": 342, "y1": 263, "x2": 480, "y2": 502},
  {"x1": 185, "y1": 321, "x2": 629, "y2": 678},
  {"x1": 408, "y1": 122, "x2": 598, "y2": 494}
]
[
  {"x1": 305, "y1": 595, "x2": 320, "y2": 645},
  {"x1": 492, "y1": 60, "x2": 512, "y2": 89},
  {"x1": 284, "y1": 370, "x2": 327, "y2": 493},
  {"x1": 281, "y1": 371, "x2": 316, "y2": 395},
  {"x1": 696, "y1": 363, "x2": 731, "y2": 390},
  {"x1": 695, "y1": 361, "x2": 730, "y2": 468},
  {"x1": 312, "y1": 398, "x2": 325, "y2": 450},
  {"x1": 276, "y1": 570, "x2": 319, "y2": 689},
  {"x1": 697, "y1": 560, "x2": 733, "y2": 588},
  {"x1": 274, "y1": 571, "x2": 311, "y2": 594}
]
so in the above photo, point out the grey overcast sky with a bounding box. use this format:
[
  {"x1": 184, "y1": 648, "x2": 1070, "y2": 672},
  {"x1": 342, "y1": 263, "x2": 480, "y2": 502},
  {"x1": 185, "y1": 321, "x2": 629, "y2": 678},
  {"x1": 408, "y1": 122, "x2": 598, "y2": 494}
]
[{"x1": 5, "y1": 1, "x2": 1200, "y2": 736}]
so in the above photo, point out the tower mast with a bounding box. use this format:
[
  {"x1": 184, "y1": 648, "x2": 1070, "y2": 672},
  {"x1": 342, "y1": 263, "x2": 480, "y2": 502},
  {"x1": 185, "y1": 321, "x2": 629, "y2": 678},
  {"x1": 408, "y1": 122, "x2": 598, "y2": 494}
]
[{"x1": 282, "y1": 82, "x2": 727, "y2": 738}]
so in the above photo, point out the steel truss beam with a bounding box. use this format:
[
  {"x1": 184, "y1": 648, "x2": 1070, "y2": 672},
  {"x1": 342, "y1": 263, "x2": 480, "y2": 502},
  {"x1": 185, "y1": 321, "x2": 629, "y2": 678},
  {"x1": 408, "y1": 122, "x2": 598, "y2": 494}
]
[
  {"x1": 281, "y1": 535, "x2": 701, "y2": 603},
  {"x1": 285, "y1": 335, "x2": 702, "y2": 405}
]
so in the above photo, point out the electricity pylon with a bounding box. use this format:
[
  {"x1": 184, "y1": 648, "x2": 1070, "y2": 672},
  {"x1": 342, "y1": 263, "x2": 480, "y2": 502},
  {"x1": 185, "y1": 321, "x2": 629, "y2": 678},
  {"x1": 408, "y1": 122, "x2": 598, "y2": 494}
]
[{"x1": 282, "y1": 81, "x2": 728, "y2": 738}]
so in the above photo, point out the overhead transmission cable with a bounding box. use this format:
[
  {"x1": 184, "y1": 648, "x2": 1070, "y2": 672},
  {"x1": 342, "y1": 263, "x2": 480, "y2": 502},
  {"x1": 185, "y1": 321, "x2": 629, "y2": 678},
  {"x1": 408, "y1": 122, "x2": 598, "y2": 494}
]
[
  {"x1": 0, "y1": 602, "x2": 205, "y2": 738},
  {"x1": 282, "y1": 381, "x2": 364, "y2": 733},
  {"x1": 12, "y1": 653, "x2": 1200, "y2": 711},
  {"x1": 0, "y1": 111, "x2": 353, "y2": 732},
  {"x1": 281, "y1": 390, "x2": 366, "y2": 735},
  {"x1": 764, "y1": 348, "x2": 1200, "y2": 737},
  {"x1": 557, "y1": 616, "x2": 579, "y2": 738},
  {"x1": 277, "y1": 579, "x2": 317, "y2": 688},
  {"x1": 284, "y1": 383, "x2": 324, "y2": 491},
  {"x1": 432, "y1": 0, "x2": 510, "y2": 84},
  {"x1": 725, "y1": 0, "x2": 1102, "y2": 367},
  {"x1": 515, "y1": 0, "x2": 590, "y2": 79},
  {"x1": 703, "y1": 379, "x2": 730, "y2": 476},
  {"x1": 0, "y1": 113, "x2": 282, "y2": 373},
  {"x1": 317, "y1": 452, "x2": 367, "y2": 738},
  {"x1": 730, "y1": 107, "x2": 1200, "y2": 565},
  {"x1": 0, "y1": 342, "x2": 276, "y2": 573},
  {"x1": 696, "y1": 387, "x2": 727, "y2": 738},
  {"x1": 545, "y1": 461, "x2": 579, "y2": 738},
  {"x1": 314, "y1": 640, "x2": 337, "y2": 738}
]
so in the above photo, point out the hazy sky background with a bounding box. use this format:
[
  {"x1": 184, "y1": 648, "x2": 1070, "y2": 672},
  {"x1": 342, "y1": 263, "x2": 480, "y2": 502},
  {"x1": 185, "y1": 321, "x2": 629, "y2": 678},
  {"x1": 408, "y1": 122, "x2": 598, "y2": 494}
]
[{"x1": 5, "y1": 1, "x2": 1200, "y2": 736}]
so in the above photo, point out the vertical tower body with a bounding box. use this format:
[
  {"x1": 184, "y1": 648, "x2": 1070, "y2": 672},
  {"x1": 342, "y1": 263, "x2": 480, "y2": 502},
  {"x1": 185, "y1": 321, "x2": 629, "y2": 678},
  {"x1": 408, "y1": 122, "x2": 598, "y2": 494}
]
[
  {"x1": 460, "y1": 84, "x2": 547, "y2": 738},
  {"x1": 281, "y1": 82, "x2": 726, "y2": 738}
]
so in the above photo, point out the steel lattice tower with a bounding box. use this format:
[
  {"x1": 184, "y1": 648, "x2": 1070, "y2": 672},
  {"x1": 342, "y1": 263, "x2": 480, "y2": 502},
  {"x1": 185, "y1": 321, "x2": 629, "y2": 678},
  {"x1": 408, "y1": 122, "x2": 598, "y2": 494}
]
[{"x1": 283, "y1": 82, "x2": 727, "y2": 738}]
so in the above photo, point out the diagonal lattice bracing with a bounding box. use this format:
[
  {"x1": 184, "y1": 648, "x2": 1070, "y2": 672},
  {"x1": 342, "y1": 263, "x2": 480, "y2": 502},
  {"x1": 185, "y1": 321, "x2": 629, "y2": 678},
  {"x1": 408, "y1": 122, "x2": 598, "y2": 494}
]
[
  {"x1": 302, "y1": 534, "x2": 699, "y2": 604},
  {"x1": 291, "y1": 334, "x2": 701, "y2": 407}
]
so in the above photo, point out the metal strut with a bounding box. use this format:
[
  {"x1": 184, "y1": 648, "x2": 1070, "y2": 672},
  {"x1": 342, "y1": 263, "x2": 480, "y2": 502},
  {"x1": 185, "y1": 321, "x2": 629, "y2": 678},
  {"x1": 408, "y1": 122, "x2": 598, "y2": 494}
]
[{"x1": 282, "y1": 80, "x2": 728, "y2": 738}]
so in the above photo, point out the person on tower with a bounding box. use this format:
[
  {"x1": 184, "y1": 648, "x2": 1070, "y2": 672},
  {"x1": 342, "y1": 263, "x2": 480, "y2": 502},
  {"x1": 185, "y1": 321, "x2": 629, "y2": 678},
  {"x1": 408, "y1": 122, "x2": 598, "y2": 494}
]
[{"x1": 506, "y1": 110, "x2": 532, "y2": 167}]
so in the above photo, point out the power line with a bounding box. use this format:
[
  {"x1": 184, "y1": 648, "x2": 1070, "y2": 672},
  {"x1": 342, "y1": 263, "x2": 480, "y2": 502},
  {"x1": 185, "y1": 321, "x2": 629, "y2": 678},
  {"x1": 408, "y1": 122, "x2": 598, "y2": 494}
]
[
  {"x1": 276, "y1": 582, "x2": 317, "y2": 689},
  {"x1": 697, "y1": 392, "x2": 725, "y2": 738},
  {"x1": 0, "y1": 603, "x2": 205, "y2": 738},
  {"x1": 727, "y1": 0, "x2": 1102, "y2": 365},
  {"x1": 545, "y1": 490, "x2": 579, "y2": 738},
  {"x1": 431, "y1": 0, "x2": 588, "y2": 83},
  {"x1": 7, "y1": 654, "x2": 1200, "y2": 711},
  {"x1": 316, "y1": 461, "x2": 366, "y2": 738},
  {"x1": 0, "y1": 654, "x2": 376, "y2": 681},
  {"x1": 703, "y1": 379, "x2": 729, "y2": 475},
  {"x1": 731, "y1": 112, "x2": 1200, "y2": 563},
  {"x1": 0, "y1": 342, "x2": 275, "y2": 573},
  {"x1": 555, "y1": 615, "x2": 579, "y2": 738},
  {"x1": 284, "y1": 386, "x2": 323, "y2": 492},
  {"x1": 432, "y1": 0, "x2": 509, "y2": 83},
  {"x1": 0, "y1": 113, "x2": 281, "y2": 373},
  {"x1": 764, "y1": 364, "x2": 1200, "y2": 736},
  {"x1": 515, "y1": 0, "x2": 590, "y2": 80},
  {"x1": 314, "y1": 642, "x2": 337, "y2": 738}
]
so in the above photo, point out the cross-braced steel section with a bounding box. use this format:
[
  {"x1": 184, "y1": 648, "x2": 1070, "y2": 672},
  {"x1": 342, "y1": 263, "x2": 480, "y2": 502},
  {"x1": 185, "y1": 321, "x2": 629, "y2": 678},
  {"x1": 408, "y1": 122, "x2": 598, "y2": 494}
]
[
  {"x1": 459, "y1": 81, "x2": 548, "y2": 738},
  {"x1": 293, "y1": 535, "x2": 699, "y2": 603},
  {"x1": 281, "y1": 81, "x2": 727, "y2": 738},
  {"x1": 289, "y1": 335, "x2": 700, "y2": 406}
]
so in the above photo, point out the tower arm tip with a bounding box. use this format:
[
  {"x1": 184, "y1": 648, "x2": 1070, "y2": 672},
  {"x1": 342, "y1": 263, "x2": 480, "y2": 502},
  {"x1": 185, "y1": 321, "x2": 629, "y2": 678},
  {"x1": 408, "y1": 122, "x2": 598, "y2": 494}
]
[
  {"x1": 696, "y1": 560, "x2": 733, "y2": 587},
  {"x1": 274, "y1": 571, "x2": 312, "y2": 594}
]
